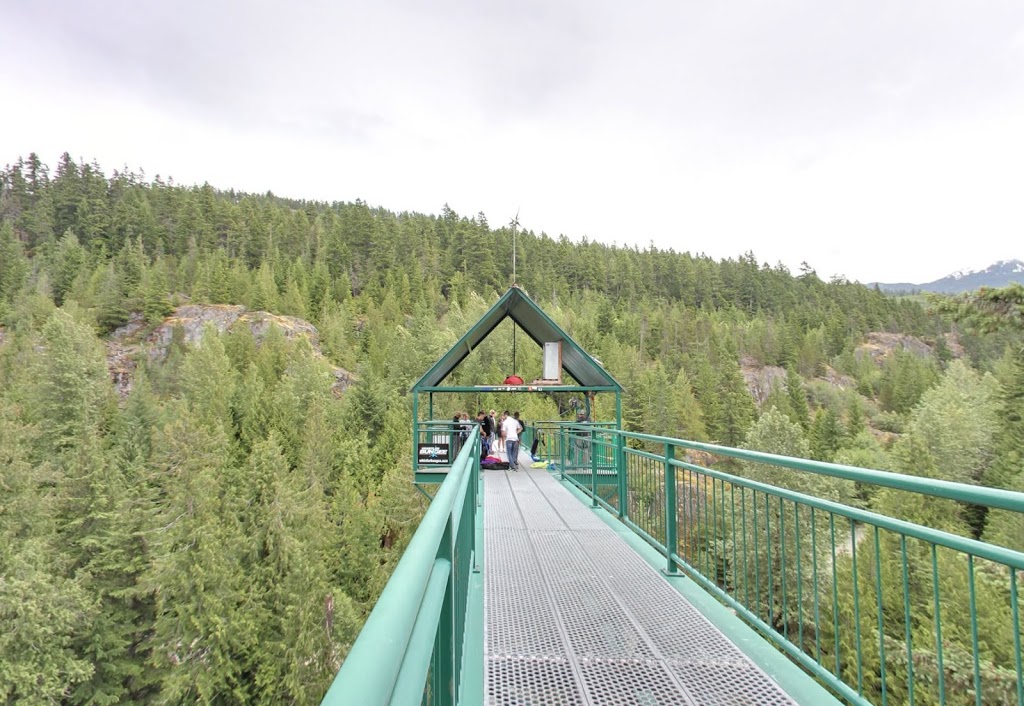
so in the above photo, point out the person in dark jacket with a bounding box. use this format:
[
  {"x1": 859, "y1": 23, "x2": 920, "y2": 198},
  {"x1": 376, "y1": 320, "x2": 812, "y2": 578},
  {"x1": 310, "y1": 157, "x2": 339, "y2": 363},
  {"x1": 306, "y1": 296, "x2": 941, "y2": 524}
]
[{"x1": 478, "y1": 410, "x2": 492, "y2": 454}]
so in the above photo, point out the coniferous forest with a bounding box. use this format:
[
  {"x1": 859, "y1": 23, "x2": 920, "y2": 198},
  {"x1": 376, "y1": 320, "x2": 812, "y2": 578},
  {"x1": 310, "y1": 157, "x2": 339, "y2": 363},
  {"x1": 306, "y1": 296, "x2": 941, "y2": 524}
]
[{"x1": 1, "y1": 153, "x2": 1022, "y2": 705}]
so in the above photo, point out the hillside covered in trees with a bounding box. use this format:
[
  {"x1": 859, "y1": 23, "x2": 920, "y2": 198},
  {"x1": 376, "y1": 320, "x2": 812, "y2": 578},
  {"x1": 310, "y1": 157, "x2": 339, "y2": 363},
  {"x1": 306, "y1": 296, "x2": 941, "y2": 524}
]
[{"x1": 0, "y1": 153, "x2": 1021, "y2": 705}]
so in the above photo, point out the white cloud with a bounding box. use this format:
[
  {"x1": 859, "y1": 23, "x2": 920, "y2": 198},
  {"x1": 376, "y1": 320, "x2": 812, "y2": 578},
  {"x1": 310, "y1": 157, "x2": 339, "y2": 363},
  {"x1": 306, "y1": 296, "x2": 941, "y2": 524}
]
[{"x1": 1, "y1": 0, "x2": 1022, "y2": 284}]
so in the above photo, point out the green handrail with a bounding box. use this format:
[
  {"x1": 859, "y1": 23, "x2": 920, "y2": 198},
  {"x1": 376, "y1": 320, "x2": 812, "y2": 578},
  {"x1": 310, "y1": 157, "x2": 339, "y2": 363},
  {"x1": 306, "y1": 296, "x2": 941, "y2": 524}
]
[
  {"x1": 546, "y1": 422, "x2": 1024, "y2": 706},
  {"x1": 321, "y1": 429, "x2": 480, "y2": 706}
]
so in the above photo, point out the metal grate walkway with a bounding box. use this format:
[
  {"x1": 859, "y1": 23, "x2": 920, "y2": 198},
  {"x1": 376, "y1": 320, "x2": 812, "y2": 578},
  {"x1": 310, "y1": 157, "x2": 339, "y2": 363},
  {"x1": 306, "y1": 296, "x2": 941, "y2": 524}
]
[{"x1": 483, "y1": 465, "x2": 799, "y2": 706}]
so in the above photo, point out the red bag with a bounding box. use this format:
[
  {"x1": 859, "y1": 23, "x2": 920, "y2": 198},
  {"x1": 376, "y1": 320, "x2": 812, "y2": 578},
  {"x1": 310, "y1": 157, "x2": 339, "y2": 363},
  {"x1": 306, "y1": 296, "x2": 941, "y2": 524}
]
[{"x1": 504, "y1": 375, "x2": 524, "y2": 385}]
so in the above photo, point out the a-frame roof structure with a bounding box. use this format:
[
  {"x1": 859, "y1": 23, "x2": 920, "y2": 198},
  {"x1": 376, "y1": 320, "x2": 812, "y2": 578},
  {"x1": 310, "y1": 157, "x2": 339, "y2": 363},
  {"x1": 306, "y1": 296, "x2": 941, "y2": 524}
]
[{"x1": 411, "y1": 286, "x2": 623, "y2": 392}]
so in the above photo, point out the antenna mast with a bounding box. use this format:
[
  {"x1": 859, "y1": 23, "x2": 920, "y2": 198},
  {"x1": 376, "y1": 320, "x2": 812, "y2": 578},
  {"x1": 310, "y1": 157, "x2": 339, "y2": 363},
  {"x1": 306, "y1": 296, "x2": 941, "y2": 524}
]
[{"x1": 510, "y1": 209, "x2": 520, "y2": 286}]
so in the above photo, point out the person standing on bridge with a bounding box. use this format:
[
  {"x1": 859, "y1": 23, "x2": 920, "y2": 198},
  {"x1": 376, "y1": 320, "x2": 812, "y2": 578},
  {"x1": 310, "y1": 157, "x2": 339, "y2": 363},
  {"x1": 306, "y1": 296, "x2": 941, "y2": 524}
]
[
  {"x1": 478, "y1": 410, "x2": 492, "y2": 454},
  {"x1": 502, "y1": 409, "x2": 520, "y2": 470}
]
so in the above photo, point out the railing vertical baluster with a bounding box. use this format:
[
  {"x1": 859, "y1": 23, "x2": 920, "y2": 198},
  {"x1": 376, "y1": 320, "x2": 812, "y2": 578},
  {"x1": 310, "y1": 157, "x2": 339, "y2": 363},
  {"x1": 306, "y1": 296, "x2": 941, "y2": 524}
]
[
  {"x1": 559, "y1": 427, "x2": 566, "y2": 481},
  {"x1": 780, "y1": 496, "x2": 788, "y2": 641},
  {"x1": 711, "y1": 476, "x2": 718, "y2": 583},
  {"x1": 705, "y1": 474, "x2": 712, "y2": 583},
  {"x1": 590, "y1": 427, "x2": 598, "y2": 507},
  {"x1": 831, "y1": 513, "x2": 840, "y2": 679},
  {"x1": 731, "y1": 484, "x2": 738, "y2": 600},
  {"x1": 968, "y1": 554, "x2": 982, "y2": 706},
  {"x1": 812, "y1": 506, "x2": 821, "y2": 666},
  {"x1": 665, "y1": 442, "x2": 678, "y2": 574},
  {"x1": 721, "y1": 479, "x2": 729, "y2": 589},
  {"x1": 742, "y1": 486, "x2": 750, "y2": 610},
  {"x1": 766, "y1": 494, "x2": 774, "y2": 630},
  {"x1": 875, "y1": 526, "x2": 887, "y2": 706},
  {"x1": 900, "y1": 535, "x2": 915, "y2": 706},
  {"x1": 931, "y1": 544, "x2": 946, "y2": 705},
  {"x1": 1011, "y1": 568, "x2": 1022, "y2": 706},
  {"x1": 753, "y1": 490, "x2": 760, "y2": 621},
  {"x1": 684, "y1": 465, "x2": 692, "y2": 566},
  {"x1": 782, "y1": 495, "x2": 790, "y2": 639},
  {"x1": 617, "y1": 432, "x2": 627, "y2": 519},
  {"x1": 852, "y1": 518, "x2": 863, "y2": 695},
  {"x1": 795, "y1": 503, "x2": 804, "y2": 651}
]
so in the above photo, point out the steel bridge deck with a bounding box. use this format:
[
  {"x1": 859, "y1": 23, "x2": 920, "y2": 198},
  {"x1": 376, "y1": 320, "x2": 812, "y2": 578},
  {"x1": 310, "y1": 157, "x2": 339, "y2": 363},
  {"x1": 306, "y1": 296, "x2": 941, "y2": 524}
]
[{"x1": 483, "y1": 464, "x2": 799, "y2": 706}]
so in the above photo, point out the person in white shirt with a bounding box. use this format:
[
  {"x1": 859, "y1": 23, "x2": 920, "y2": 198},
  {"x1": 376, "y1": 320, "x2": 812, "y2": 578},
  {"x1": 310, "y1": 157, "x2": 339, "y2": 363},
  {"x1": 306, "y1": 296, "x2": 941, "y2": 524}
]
[{"x1": 501, "y1": 410, "x2": 520, "y2": 471}]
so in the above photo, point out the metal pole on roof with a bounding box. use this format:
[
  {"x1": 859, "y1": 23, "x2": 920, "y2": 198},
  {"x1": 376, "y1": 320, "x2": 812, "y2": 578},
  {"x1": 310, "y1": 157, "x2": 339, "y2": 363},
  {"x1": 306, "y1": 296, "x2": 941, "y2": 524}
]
[{"x1": 509, "y1": 210, "x2": 520, "y2": 286}]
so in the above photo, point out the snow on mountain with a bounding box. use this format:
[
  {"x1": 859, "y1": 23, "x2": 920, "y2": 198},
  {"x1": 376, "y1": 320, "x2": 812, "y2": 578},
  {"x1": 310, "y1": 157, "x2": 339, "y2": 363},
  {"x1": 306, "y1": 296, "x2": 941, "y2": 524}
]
[{"x1": 873, "y1": 259, "x2": 1024, "y2": 294}]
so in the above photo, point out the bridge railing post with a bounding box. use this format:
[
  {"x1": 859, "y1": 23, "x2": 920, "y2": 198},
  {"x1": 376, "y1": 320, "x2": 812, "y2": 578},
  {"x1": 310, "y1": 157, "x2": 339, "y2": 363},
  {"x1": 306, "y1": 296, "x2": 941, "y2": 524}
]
[
  {"x1": 590, "y1": 427, "x2": 598, "y2": 507},
  {"x1": 664, "y1": 441, "x2": 679, "y2": 575},
  {"x1": 432, "y1": 514, "x2": 455, "y2": 706},
  {"x1": 559, "y1": 426, "x2": 566, "y2": 479},
  {"x1": 616, "y1": 432, "x2": 627, "y2": 519}
]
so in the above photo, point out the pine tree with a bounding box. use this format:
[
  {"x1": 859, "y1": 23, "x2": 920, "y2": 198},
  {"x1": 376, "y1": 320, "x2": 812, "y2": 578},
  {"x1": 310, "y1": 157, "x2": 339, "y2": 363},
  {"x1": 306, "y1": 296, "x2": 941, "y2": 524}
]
[
  {"x1": 0, "y1": 220, "x2": 28, "y2": 304},
  {"x1": 0, "y1": 411, "x2": 97, "y2": 703},
  {"x1": 144, "y1": 412, "x2": 258, "y2": 703},
  {"x1": 784, "y1": 366, "x2": 811, "y2": 429},
  {"x1": 670, "y1": 366, "x2": 707, "y2": 441},
  {"x1": 716, "y1": 358, "x2": 756, "y2": 447},
  {"x1": 51, "y1": 228, "x2": 86, "y2": 306},
  {"x1": 809, "y1": 407, "x2": 843, "y2": 462},
  {"x1": 142, "y1": 258, "x2": 174, "y2": 325},
  {"x1": 179, "y1": 324, "x2": 236, "y2": 435},
  {"x1": 983, "y1": 348, "x2": 1024, "y2": 550},
  {"x1": 96, "y1": 262, "x2": 130, "y2": 333},
  {"x1": 229, "y1": 433, "x2": 339, "y2": 703}
]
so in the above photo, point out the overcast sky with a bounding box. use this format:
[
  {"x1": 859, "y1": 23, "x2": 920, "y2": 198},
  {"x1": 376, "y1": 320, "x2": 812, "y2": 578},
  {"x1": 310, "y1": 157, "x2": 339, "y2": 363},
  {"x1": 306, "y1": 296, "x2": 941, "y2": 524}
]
[{"x1": 2, "y1": 1, "x2": 1022, "y2": 283}]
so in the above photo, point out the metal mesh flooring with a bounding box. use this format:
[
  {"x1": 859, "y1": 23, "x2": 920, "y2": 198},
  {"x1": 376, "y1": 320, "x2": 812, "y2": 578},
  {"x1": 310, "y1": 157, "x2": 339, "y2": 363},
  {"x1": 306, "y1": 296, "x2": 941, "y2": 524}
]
[{"x1": 484, "y1": 463, "x2": 799, "y2": 706}]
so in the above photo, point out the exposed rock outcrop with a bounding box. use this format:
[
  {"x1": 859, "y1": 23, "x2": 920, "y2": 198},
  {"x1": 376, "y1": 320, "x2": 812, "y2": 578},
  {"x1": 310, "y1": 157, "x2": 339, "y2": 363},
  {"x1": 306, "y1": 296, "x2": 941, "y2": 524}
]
[
  {"x1": 856, "y1": 332, "x2": 933, "y2": 361},
  {"x1": 107, "y1": 304, "x2": 353, "y2": 399},
  {"x1": 818, "y1": 365, "x2": 857, "y2": 390},
  {"x1": 740, "y1": 356, "x2": 787, "y2": 405}
]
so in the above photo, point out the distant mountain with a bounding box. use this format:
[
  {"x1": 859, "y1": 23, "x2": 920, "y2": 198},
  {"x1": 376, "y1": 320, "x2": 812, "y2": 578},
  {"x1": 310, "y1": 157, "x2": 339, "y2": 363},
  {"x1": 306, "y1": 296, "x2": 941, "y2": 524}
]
[{"x1": 873, "y1": 259, "x2": 1024, "y2": 294}]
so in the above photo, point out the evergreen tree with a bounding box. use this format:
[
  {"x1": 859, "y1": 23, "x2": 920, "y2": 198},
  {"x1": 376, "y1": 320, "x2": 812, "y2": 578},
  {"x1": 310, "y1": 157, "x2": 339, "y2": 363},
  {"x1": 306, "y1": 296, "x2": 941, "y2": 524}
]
[
  {"x1": 0, "y1": 220, "x2": 28, "y2": 305},
  {"x1": 983, "y1": 348, "x2": 1024, "y2": 550},
  {"x1": 670, "y1": 366, "x2": 707, "y2": 441},
  {"x1": 809, "y1": 407, "x2": 844, "y2": 462},
  {"x1": 784, "y1": 366, "x2": 811, "y2": 429},
  {"x1": 716, "y1": 358, "x2": 756, "y2": 447}
]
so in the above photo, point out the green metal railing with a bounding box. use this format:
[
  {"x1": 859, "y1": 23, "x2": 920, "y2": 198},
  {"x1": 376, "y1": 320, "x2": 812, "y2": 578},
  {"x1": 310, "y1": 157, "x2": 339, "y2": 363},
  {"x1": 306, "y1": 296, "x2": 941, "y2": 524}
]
[
  {"x1": 414, "y1": 420, "x2": 475, "y2": 474},
  {"x1": 551, "y1": 423, "x2": 1024, "y2": 706},
  {"x1": 322, "y1": 429, "x2": 480, "y2": 706},
  {"x1": 530, "y1": 421, "x2": 615, "y2": 470}
]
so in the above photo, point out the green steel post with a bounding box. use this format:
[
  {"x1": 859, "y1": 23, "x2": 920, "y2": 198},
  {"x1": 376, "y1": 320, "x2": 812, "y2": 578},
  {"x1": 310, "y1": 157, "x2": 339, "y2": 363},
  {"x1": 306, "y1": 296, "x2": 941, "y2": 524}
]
[
  {"x1": 434, "y1": 517, "x2": 455, "y2": 706},
  {"x1": 852, "y1": 519, "x2": 863, "y2": 694},
  {"x1": 473, "y1": 433, "x2": 481, "y2": 571},
  {"x1": 1011, "y1": 569, "x2": 1022, "y2": 706},
  {"x1": 559, "y1": 427, "x2": 566, "y2": 480},
  {"x1": 428, "y1": 392, "x2": 433, "y2": 420},
  {"x1": 590, "y1": 427, "x2": 598, "y2": 507},
  {"x1": 831, "y1": 515, "x2": 841, "y2": 678},
  {"x1": 412, "y1": 394, "x2": 420, "y2": 474},
  {"x1": 968, "y1": 555, "x2": 981, "y2": 706},
  {"x1": 874, "y1": 526, "x2": 887, "y2": 706},
  {"x1": 664, "y1": 442, "x2": 679, "y2": 575},
  {"x1": 900, "y1": 535, "x2": 915, "y2": 706},
  {"x1": 930, "y1": 544, "x2": 946, "y2": 704},
  {"x1": 811, "y1": 507, "x2": 821, "y2": 666},
  {"x1": 617, "y1": 433, "x2": 627, "y2": 519}
]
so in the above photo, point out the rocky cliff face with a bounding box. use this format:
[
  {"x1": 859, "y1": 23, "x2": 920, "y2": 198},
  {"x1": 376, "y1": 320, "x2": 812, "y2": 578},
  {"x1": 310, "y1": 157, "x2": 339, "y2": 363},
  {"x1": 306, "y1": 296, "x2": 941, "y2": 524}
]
[
  {"x1": 107, "y1": 304, "x2": 354, "y2": 398},
  {"x1": 740, "y1": 356, "x2": 787, "y2": 405}
]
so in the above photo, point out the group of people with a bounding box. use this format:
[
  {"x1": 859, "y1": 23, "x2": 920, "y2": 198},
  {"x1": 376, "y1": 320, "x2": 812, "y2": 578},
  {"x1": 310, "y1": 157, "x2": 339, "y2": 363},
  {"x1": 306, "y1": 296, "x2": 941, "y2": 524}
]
[
  {"x1": 450, "y1": 409, "x2": 528, "y2": 469},
  {"x1": 477, "y1": 409, "x2": 525, "y2": 470}
]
